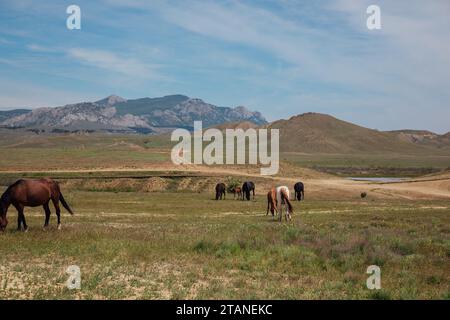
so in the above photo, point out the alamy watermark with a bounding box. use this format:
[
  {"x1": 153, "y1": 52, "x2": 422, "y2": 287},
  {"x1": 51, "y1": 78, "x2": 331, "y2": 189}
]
[
  {"x1": 66, "y1": 5, "x2": 81, "y2": 30},
  {"x1": 171, "y1": 121, "x2": 279, "y2": 175},
  {"x1": 65, "y1": 5, "x2": 380, "y2": 31},
  {"x1": 366, "y1": 265, "x2": 381, "y2": 290},
  {"x1": 367, "y1": 5, "x2": 381, "y2": 30},
  {"x1": 66, "y1": 265, "x2": 81, "y2": 290}
]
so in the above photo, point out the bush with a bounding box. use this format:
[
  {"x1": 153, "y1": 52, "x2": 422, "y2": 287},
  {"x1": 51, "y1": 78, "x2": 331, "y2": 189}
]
[
  {"x1": 193, "y1": 240, "x2": 214, "y2": 253},
  {"x1": 369, "y1": 290, "x2": 391, "y2": 300},
  {"x1": 226, "y1": 177, "x2": 241, "y2": 193}
]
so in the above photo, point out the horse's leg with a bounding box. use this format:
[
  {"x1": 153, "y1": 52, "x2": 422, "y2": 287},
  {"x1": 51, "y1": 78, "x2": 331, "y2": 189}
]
[
  {"x1": 13, "y1": 203, "x2": 22, "y2": 231},
  {"x1": 14, "y1": 204, "x2": 27, "y2": 232},
  {"x1": 52, "y1": 198, "x2": 62, "y2": 230},
  {"x1": 253, "y1": 188, "x2": 255, "y2": 200},
  {"x1": 277, "y1": 201, "x2": 282, "y2": 222},
  {"x1": 17, "y1": 210, "x2": 22, "y2": 231},
  {"x1": 43, "y1": 202, "x2": 51, "y2": 228}
]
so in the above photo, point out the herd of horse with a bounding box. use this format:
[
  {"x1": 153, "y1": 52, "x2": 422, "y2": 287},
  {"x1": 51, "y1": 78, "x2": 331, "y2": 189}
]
[
  {"x1": 216, "y1": 181, "x2": 305, "y2": 222},
  {"x1": 0, "y1": 177, "x2": 305, "y2": 232}
]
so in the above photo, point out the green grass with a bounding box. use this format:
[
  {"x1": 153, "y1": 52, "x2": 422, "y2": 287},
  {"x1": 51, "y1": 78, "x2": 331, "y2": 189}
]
[
  {"x1": 0, "y1": 191, "x2": 448, "y2": 299},
  {"x1": 282, "y1": 152, "x2": 450, "y2": 177}
]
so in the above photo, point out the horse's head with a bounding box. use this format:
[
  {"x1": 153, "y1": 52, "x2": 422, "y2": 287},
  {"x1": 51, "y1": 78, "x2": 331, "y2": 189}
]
[{"x1": 0, "y1": 190, "x2": 11, "y2": 231}]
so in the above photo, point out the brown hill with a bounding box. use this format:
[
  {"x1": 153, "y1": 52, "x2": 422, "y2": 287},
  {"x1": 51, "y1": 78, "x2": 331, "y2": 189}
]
[
  {"x1": 265, "y1": 113, "x2": 449, "y2": 154},
  {"x1": 389, "y1": 129, "x2": 450, "y2": 150}
]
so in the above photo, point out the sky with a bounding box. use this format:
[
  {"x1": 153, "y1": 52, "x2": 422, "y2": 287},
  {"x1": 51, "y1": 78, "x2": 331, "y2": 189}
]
[{"x1": 0, "y1": 0, "x2": 449, "y2": 133}]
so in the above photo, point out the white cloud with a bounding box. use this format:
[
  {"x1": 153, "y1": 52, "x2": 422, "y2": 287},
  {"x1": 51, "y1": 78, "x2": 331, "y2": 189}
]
[
  {"x1": 0, "y1": 78, "x2": 98, "y2": 109},
  {"x1": 27, "y1": 43, "x2": 55, "y2": 52},
  {"x1": 67, "y1": 48, "x2": 162, "y2": 79},
  {"x1": 1, "y1": 0, "x2": 449, "y2": 132},
  {"x1": 149, "y1": 0, "x2": 450, "y2": 132}
]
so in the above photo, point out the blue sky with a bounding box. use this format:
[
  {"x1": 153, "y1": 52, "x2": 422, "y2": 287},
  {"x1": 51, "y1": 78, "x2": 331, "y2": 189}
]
[{"x1": 0, "y1": 0, "x2": 449, "y2": 133}]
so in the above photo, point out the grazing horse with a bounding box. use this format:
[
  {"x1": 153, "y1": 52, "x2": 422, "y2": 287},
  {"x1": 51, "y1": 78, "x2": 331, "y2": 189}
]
[
  {"x1": 294, "y1": 182, "x2": 305, "y2": 201},
  {"x1": 276, "y1": 186, "x2": 293, "y2": 222},
  {"x1": 242, "y1": 181, "x2": 255, "y2": 201},
  {"x1": 232, "y1": 186, "x2": 242, "y2": 200},
  {"x1": 266, "y1": 188, "x2": 278, "y2": 217},
  {"x1": 215, "y1": 183, "x2": 226, "y2": 200},
  {"x1": 0, "y1": 178, "x2": 74, "y2": 232}
]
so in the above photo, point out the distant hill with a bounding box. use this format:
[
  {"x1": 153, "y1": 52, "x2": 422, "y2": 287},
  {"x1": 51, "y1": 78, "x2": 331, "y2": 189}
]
[
  {"x1": 0, "y1": 95, "x2": 267, "y2": 133},
  {"x1": 265, "y1": 113, "x2": 450, "y2": 154},
  {"x1": 0, "y1": 109, "x2": 30, "y2": 123},
  {"x1": 388, "y1": 129, "x2": 450, "y2": 150}
]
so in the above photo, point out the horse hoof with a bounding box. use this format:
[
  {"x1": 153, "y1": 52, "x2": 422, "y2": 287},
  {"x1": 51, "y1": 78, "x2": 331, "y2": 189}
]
[
  {"x1": 24, "y1": 228, "x2": 28, "y2": 233},
  {"x1": 57, "y1": 224, "x2": 62, "y2": 230}
]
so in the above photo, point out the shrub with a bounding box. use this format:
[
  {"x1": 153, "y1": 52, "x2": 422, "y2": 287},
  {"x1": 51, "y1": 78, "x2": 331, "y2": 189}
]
[
  {"x1": 369, "y1": 290, "x2": 391, "y2": 300},
  {"x1": 226, "y1": 177, "x2": 241, "y2": 193}
]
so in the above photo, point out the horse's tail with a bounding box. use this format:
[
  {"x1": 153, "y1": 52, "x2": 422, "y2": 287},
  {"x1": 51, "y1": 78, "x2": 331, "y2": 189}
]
[
  {"x1": 281, "y1": 189, "x2": 293, "y2": 213},
  {"x1": 59, "y1": 192, "x2": 74, "y2": 215}
]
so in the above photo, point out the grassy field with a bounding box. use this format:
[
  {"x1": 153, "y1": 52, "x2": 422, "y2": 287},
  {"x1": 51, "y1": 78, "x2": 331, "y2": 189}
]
[
  {"x1": 0, "y1": 131, "x2": 449, "y2": 299},
  {"x1": 282, "y1": 152, "x2": 450, "y2": 177},
  {"x1": 0, "y1": 190, "x2": 448, "y2": 299},
  {"x1": 1, "y1": 130, "x2": 449, "y2": 177}
]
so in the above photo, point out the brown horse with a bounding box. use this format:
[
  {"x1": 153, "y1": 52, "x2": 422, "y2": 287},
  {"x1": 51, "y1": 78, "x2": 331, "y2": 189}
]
[
  {"x1": 233, "y1": 186, "x2": 242, "y2": 200},
  {"x1": 266, "y1": 188, "x2": 278, "y2": 217},
  {"x1": 0, "y1": 178, "x2": 74, "y2": 232}
]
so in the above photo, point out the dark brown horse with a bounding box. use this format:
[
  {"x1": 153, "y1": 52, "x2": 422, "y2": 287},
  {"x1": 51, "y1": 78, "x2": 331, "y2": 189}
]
[
  {"x1": 215, "y1": 183, "x2": 226, "y2": 200},
  {"x1": 0, "y1": 179, "x2": 74, "y2": 232},
  {"x1": 294, "y1": 182, "x2": 305, "y2": 201},
  {"x1": 242, "y1": 181, "x2": 255, "y2": 201}
]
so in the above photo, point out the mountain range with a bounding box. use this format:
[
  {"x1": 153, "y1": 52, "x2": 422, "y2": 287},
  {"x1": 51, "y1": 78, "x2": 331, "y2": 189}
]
[
  {"x1": 0, "y1": 95, "x2": 449, "y2": 154},
  {"x1": 0, "y1": 95, "x2": 267, "y2": 134}
]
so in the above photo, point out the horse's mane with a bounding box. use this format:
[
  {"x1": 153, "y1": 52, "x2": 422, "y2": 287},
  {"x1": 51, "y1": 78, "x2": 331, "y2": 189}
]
[
  {"x1": 0, "y1": 187, "x2": 10, "y2": 209},
  {"x1": 1, "y1": 180, "x2": 21, "y2": 204}
]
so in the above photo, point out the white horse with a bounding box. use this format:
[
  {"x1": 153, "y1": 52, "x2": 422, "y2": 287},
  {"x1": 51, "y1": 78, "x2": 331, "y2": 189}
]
[{"x1": 276, "y1": 186, "x2": 293, "y2": 222}]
